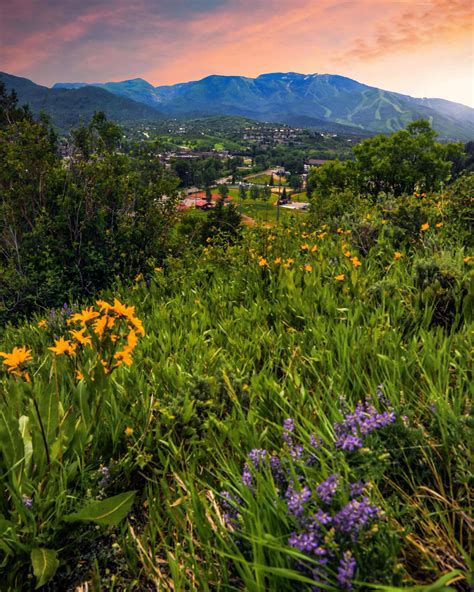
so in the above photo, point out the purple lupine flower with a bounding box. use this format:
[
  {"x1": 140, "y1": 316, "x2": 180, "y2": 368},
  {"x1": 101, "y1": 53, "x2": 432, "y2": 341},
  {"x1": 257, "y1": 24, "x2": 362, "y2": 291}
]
[
  {"x1": 337, "y1": 551, "x2": 356, "y2": 589},
  {"x1": 269, "y1": 454, "x2": 285, "y2": 485},
  {"x1": 336, "y1": 433, "x2": 363, "y2": 451},
  {"x1": 283, "y1": 418, "x2": 295, "y2": 442},
  {"x1": 22, "y1": 495, "x2": 33, "y2": 509},
  {"x1": 334, "y1": 396, "x2": 396, "y2": 451},
  {"x1": 333, "y1": 497, "x2": 380, "y2": 541},
  {"x1": 316, "y1": 474, "x2": 339, "y2": 504},
  {"x1": 349, "y1": 481, "x2": 366, "y2": 499},
  {"x1": 286, "y1": 485, "x2": 312, "y2": 517},
  {"x1": 309, "y1": 434, "x2": 322, "y2": 449},
  {"x1": 312, "y1": 509, "x2": 332, "y2": 528},
  {"x1": 376, "y1": 384, "x2": 391, "y2": 406},
  {"x1": 242, "y1": 463, "x2": 253, "y2": 488},
  {"x1": 289, "y1": 530, "x2": 323, "y2": 555},
  {"x1": 220, "y1": 491, "x2": 241, "y2": 528},
  {"x1": 248, "y1": 448, "x2": 267, "y2": 468}
]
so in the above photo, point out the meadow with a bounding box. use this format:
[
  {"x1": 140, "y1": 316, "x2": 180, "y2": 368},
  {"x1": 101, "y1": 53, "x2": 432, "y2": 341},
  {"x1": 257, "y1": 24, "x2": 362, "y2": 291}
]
[{"x1": 0, "y1": 184, "x2": 472, "y2": 590}]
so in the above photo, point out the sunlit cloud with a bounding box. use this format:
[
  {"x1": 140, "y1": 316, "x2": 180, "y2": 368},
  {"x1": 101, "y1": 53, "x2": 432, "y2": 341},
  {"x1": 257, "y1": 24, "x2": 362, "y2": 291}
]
[{"x1": 0, "y1": 0, "x2": 472, "y2": 106}]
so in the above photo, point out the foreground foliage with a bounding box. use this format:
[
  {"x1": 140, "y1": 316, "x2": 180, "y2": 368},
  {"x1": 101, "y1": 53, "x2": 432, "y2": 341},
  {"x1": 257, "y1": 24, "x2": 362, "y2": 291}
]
[{"x1": 0, "y1": 182, "x2": 472, "y2": 590}]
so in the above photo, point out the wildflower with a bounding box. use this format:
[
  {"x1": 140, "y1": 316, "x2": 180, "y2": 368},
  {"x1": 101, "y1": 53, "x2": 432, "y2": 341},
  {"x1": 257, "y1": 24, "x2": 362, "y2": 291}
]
[
  {"x1": 124, "y1": 426, "x2": 134, "y2": 436},
  {"x1": 0, "y1": 346, "x2": 32, "y2": 380},
  {"x1": 286, "y1": 485, "x2": 312, "y2": 517},
  {"x1": 381, "y1": 219, "x2": 387, "y2": 225},
  {"x1": 248, "y1": 448, "x2": 267, "y2": 468},
  {"x1": 351, "y1": 257, "x2": 361, "y2": 268},
  {"x1": 220, "y1": 491, "x2": 241, "y2": 528},
  {"x1": 75, "y1": 369, "x2": 84, "y2": 381},
  {"x1": 333, "y1": 497, "x2": 380, "y2": 541},
  {"x1": 349, "y1": 481, "x2": 366, "y2": 499},
  {"x1": 304, "y1": 264, "x2": 313, "y2": 272},
  {"x1": 435, "y1": 222, "x2": 443, "y2": 228},
  {"x1": 92, "y1": 315, "x2": 108, "y2": 339},
  {"x1": 284, "y1": 258, "x2": 294, "y2": 269},
  {"x1": 22, "y1": 495, "x2": 33, "y2": 509},
  {"x1": 300, "y1": 243, "x2": 309, "y2": 251},
  {"x1": 49, "y1": 337, "x2": 76, "y2": 356},
  {"x1": 316, "y1": 475, "x2": 339, "y2": 504},
  {"x1": 37, "y1": 319, "x2": 47, "y2": 328},
  {"x1": 96, "y1": 299, "x2": 112, "y2": 312},
  {"x1": 337, "y1": 551, "x2": 356, "y2": 589},
  {"x1": 464, "y1": 256, "x2": 472, "y2": 263},
  {"x1": 70, "y1": 328, "x2": 92, "y2": 347},
  {"x1": 344, "y1": 251, "x2": 352, "y2": 258},
  {"x1": 134, "y1": 273, "x2": 143, "y2": 282},
  {"x1": 154, "y1": 267, "x2": 163, "y2": 273},
  {"x1": 258, "y1": 256, "x2": 268, "y2": 267},
  {"x1": 394, "y1": 251, "x2": 403, "y2": 260},
  {"x1": 335, "y1": 274, "x2": 345, "y2": 282},
  {"x1": 68, "y1": 306, "x2": 100, "y2": 326},
  {"x1": 337, "y1": 228, "x2": 344, "y2": 234},
  {"x1": 242, "y1": 463, "x2": 253, "y2": 488},
  {"x1": 274, "y1": 257, "x2": 282, "y2": 264},
  {"x1": 114, "y1": 348, "x2": 133, "y2": 367},
  {"x1": 311, "y1": 245, "x2": 318, "y2": 252},
  {"x1": 111, "y1": 298, "x2": 136, "y2": 320},
  {"x1": 420, "y1": 223, "x2": 429, "y2": 231}
]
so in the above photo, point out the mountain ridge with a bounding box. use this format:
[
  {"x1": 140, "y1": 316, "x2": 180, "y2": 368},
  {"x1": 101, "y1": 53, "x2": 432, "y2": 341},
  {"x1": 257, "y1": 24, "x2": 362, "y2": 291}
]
[{"x1": 52, "y1": 72, "x2": 474, "y2": 140}]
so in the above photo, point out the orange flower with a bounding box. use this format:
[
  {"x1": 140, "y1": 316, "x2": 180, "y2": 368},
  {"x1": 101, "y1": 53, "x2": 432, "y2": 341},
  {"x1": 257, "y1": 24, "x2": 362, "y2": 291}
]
[
  {"x1": 49, "y1": 337, "x2": 76, "y2": 356},
  {"x1": 111, "y1": 298, "x2": 136, "y2": 320},
  {"x1": 463, "y1": 256, "x2": 472, "y2": 263},
  {"x1": 344, "y1": 251, "x2": 352, "y2": 258},
  {"x1": 394, "y1": 251, "x2": 403, "y2": 260},
  {"x1": 300, "y1": 243, "x2": 309, "y2": 251},
  {"x1": 68, "y1": 307, "x2": 100, "y2": 326},
  {"x1": 0, "y1": 346, "x2": 32, "y2": 379},
  {"x1": 274, "y1": 257, "x2": 282, "y2": 265},
  {"x1": 303, "y1": 264, "x2": 313, "y2": 272},
  {"x1": 435, "y1": 222, "x2": 443, "y2": 228},
  {"x1": 335, "y1": 274, "x2": 345, "y2": 282},
  {"x1": 114, "y1": 349, "x2": 133, "y2": 367},
  {"x1": 420, "y1": 223, "x2": 429, "y2": 231},
  {"x1": 311, "y1": 245, "x2": 318, "y2": 253},
  {"x1": 37, "y1": 319, "x2": 47, "y2": 328},
  {"x1": 93, "y1": 316, "x2": 108, "y2": 339},
  {"x1": 258, "y1": 257, "x2": 268, "y2": 267},
  {"x1": 351, "y1": 257, "x2": 361, "y2": 268},
  {"x1": 70, "y1": 328, "x2": 92, "y2": 347}
]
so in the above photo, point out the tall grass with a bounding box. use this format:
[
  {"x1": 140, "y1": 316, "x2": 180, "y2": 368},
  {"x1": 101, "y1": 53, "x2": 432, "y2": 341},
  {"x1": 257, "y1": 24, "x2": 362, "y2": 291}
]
[{"x1": 0, "y1": 215, "x2": 471, "y2": 590}]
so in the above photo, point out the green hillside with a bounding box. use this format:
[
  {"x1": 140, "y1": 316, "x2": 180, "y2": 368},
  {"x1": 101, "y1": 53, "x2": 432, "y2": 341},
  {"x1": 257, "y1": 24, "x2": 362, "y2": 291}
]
[{"x1": 0, "y1": 72, "x2": 163, "y2": 131}]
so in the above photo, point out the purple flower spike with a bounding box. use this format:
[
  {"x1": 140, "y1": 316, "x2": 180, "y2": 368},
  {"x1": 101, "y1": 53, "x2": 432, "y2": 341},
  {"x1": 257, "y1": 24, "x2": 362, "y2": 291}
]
[
  {"x1": 337, "y1": 551, "x2": 356, "y2": 589},
  {"x1": 316, "y1": 474, "x2": 339, "y2": 504},
  {"x1": 286, "y1": 485, "x2": 312, "y2": 517}
]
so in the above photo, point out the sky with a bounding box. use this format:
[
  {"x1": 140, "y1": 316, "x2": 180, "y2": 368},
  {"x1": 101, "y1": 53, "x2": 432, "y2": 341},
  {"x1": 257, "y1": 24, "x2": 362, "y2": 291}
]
[{"x1": 1, "y1": 0, "x2": 473, "y2": 106}]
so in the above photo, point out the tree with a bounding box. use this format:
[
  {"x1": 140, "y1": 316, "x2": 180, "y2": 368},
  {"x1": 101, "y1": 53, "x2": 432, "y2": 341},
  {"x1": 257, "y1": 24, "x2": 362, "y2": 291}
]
[
  {"x1": 200, "y1": 198, "x2": 242, "y2": 243},
  {"x1": 239, "y1": 185, "x2": 247, "y2": 201},
  {"x1": 261, "y1": 186, "x2": 272, "y2": 201},
  {"x1": 205, "y1": 186, "x2": 212, "y2": 203},
  {"x1": 353, "y1": 119, "x2": 462, "y2": 197},
  {"x1": 269, "y1": 174, "x2": 274, "y2": 187},
  {"x1": 218, "y1": 183, "x2": 229, "y2": 199},
  {"x1": 250, "y1": 184, "x2": 260, "y2": 202}
]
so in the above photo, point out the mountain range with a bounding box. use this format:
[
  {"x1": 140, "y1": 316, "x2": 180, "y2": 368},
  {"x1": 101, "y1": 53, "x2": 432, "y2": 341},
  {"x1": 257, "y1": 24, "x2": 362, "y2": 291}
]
[{"x1": 2, "y1": 71, "x2": 473, "y2": 140}]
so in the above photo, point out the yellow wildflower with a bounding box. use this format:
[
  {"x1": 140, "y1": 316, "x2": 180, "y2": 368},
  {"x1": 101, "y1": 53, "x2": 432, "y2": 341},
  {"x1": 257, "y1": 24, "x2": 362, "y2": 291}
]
[
  {"x1": 0, "y1": 346, "x2": 32, "y2": 379},
  {"x1": 337, "y1": 228, "x2": 344, "y2": 234},
  {"x1": 114, "y1": 348, "x2": 133, "y2": 367},
  {"x1": 93, "y1": 315, "x2": 108, "y2": 339},
  {"x1": 154, "y1": 267, "x2": 163, "y2": 273},
  {"x1": 351, "y1": 257, "x2": 362, "y2": 268},
  {"x1": 111, "y1": 298, "x2": 136, "y2": 320},
  {"x1": 70, "y1": 328, "x2": 92, "y2": 347},
  {"x1": 68, "y1": 307, "x2": 100, "y2": 326},
  {"x1": 300, "y1": 243, "x2": 309, "y2": 251},
  {"x1": 124, "y1": 426, "x2": 134, "y2": 436},
  {"x1": 335, "y1": 274, "x2": 345, "y2": 282},
  {"x1": 463, "y1": 256, "x2": 472, "y2": 263},
  {"x1": 303, "y1": 264, "x2": 313, "y2": 272},
  {"x1": 420, "y1": 223, "x2": 429, "y2": 231},
  {"x1": 75, "y1": 369, "x2": 84, "y2": 381},
  {"x1": 381, "y1": 220, "x2": 388, "y2": 225},
  {"x1": 311, "y1": 245, "x2": 318, "y2": 253},
  {"x1": 49, "y1": 337, "x2": 76, "y2": 356},
  {"x1": 394, "y1": 252, "x2": 403, "y2": 260},
  {"x1": 274, "y1": 257, "x2": 282, "y2": 265},
  {"x1": 37, "y1": 320, "x2": 47, "y2": 328},
  {"x1": 435, "y1": 222, "x2": 443, "y2": 228},
  {"x1": 344, "y1": 251, "x2": 352, "y2": 258},
  {"x1": 258, "y1": 257, "x2": 268, "y2": 267}
]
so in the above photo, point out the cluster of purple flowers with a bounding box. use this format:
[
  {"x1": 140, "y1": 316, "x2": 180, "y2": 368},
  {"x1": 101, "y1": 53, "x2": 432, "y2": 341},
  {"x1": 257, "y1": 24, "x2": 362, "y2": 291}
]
[
  {"x1": 221, "y1": 389, "x2": 396, "y2": 589},
  {"x1": 334, "y1": 395, "x2": 396, "y2": 452}
]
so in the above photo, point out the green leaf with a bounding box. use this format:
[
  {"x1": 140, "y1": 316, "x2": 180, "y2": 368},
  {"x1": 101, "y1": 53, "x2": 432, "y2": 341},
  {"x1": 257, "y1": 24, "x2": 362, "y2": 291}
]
[
  {"x1": 63, "y1": 491, "x2": 137, "y2": 526},
  {"x1": 19, "y1": 416, "x2": 33, "y2": 475},
  {"x1": 31, "y1": 548, "x2": 59, "y2": 589},
  {"x1": 0, "y1": 406, "x2": 24, "y2": 481}
]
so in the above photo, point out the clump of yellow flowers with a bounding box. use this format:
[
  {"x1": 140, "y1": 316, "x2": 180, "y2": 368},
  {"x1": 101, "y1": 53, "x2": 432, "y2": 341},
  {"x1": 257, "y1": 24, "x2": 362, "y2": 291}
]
[{"x1": 0, "y1": 298, "x2": 145, "y2": 382}]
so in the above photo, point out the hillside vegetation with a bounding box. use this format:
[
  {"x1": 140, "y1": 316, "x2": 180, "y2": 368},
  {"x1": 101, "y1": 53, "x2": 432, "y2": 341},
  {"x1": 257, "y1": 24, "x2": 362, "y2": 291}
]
[{"x1": 0, "y1": 89, "x2": 472, "y2": 591}]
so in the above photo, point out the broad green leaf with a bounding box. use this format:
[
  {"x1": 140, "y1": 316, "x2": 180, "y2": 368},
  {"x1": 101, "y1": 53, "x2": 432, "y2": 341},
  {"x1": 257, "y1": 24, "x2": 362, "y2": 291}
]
[
  {"x1": 63, "y1": 491, "x2": 137, "y2": 526},
  {"x1": 31, "y1": 548, "x2": 59, "y2": 589}
]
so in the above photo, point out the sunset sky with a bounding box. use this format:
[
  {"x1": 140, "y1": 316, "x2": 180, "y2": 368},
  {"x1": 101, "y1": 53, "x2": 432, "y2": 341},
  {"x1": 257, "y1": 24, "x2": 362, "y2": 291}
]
[{"x1": 1, "y1": 0, "x2": 473, "y2": 106}]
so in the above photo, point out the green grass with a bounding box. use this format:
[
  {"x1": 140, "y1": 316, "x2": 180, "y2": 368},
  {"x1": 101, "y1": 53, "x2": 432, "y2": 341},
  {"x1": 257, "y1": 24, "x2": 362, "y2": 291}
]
[{"x1": 0, "y1": 211, "x2": 471, "y2": 590}]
